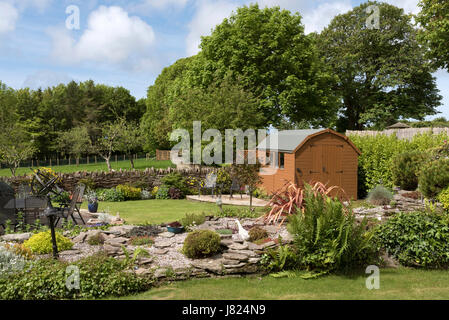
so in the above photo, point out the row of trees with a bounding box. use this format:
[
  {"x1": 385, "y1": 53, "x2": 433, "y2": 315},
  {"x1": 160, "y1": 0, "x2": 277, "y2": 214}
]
[{"x1": 141, "y1": 1, "x2": 448, "y2": 150}]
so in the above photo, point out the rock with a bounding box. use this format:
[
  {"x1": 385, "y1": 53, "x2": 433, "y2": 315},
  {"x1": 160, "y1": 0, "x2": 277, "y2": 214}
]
[
  {"x1": 59, "y1": 249, "x2": 80, "y2": 256},
  {"x1": 225, "y1": 264, "x2": 259, "y2": 274},
  {"x1": 247, "y1": 242, "x2": 264, "y2": 250},
  {"x1": 224, "y1": 262, "x2": 247, "y2": 268},
  {"x1": 159, "y1": 232, "x2": 175, "y2": 238},
  {"x1": 108, "y1": 225, "x2": 137, "y2": 236},
  {"x1": 381, "y1": 252, "x2": 399, "y2": 268},
  {"x1": 227, "y1": 249, "x2": 258, "y2": 257},
  {"x1": 222, "y1": 259, "x2": 241, "y2": 266},
  {"x1": 220, "y1": 239, "x2": 234, "y2": 247},
  {"x1": 228, "y1": 243, "x2": 249, "y2": 250},
  {"x1": 222, "y1": 252, "x2": 249, "y2": 261},
  {"x1": 137, "y1": 257, "x2": 153, "y2": 265},
  {"x1": 191, "y1": 259, "x2": 224, "y2": 274},
  {"x1": 219, "y1": 234, "x2": 232, "y2": 239},
  {"x1": 263, "y1": 226, "x2": 279, "y2": 234},
  {"x1": 105, "y1": 237, "x2": 128, "y2": 246},
  {"x1": 261, "y1": 241, "x2": 276, "y2": 249},
  {"x1": 154, "y1": 268, "x2": 168, "y2": 278},
  {"x1": 135, "y1": 268, "x2": 152, "y2": 276},
  {"x1": 248, "y1": 257, "x2": 261, "y2": 264},
  {"x1": 1, "y1": 232, "x2": 32, "y2": 243},
  {"x1": 154, "y1": 240, "x2": 174, "y2": 248},
  {"x1": 73, "y1": 232, "x2": 87, "y2": 243},
  {"x1": 152, "y1": 248, "x2": 169, "y2": 255},
  {"x1": 104, "y1": 244, "x2": 121, "y2": 255}
]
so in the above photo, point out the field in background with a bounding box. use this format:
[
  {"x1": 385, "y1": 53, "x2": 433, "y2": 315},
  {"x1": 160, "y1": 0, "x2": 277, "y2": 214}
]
[{"x1": 0, "y1": 159, "x2": 175, "y2": 177}]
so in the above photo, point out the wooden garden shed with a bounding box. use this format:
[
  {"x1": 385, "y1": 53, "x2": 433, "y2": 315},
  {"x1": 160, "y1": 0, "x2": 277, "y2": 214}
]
[{"x1": 257, "y1": 128, "x2": 361, "y2": 199}]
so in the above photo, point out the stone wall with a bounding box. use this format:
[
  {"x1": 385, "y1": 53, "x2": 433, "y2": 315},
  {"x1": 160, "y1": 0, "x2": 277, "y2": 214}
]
[{"x1": 1, "y1": 167, "x2": 215, "y2": 192}]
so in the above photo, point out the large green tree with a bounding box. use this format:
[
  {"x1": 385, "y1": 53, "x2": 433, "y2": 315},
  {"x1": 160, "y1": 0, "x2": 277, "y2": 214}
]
[
  {"x1": 317, "y1": 1, "x2": 442, "y2": 130},
  {"x1": 196, "y1": 4, "x2": 338, "y2": 126},
  {"x1": 417, "y1": 0, "x2": 449, "y2": 71}
]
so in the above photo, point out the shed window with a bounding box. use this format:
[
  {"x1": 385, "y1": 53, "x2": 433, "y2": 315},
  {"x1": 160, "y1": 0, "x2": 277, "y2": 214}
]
[{"x1": 279, "y1": 152, "x2": 284, "y2": 169}]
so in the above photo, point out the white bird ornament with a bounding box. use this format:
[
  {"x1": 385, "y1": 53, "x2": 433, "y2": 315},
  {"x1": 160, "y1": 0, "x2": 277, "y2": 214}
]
[{"x1": 235, "y1": 219, "x2": 249, "y2": 241}]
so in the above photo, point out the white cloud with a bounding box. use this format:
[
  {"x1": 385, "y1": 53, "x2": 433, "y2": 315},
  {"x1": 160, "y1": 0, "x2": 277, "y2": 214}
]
[
  {"x1": 22, "y1": 70, "x2": 74, "y2": 89},
  {"x1": 302, "y1": 1, "x2": 352, "y2": 34},
  {"x1": 384, "y1": 0, "x2": 420, "y2": 14},
  {"x1": 49, "y1": 6, "x2": 156, "y2": 70},
  {"x1": 0, "y1": 2, "x2": 18, "y2": 33},
  {"x1": 186, "y1": 0, "x2": 238, "y2": 56},
  {"x1": 139, "y1": 0, "x2": 188, "y2": 9}
]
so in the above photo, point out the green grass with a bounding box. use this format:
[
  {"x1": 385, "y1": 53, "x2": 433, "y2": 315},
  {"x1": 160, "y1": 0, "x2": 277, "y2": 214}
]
[
  {"x1": 117, "y1": 267, "x2": 449, "y2": 300},
  {"x1": 81, "y1": 199, "x2": 266, "y2": 225},
  {"x1": 0, "y1": 159, "x2": 175, "y2": 177}
]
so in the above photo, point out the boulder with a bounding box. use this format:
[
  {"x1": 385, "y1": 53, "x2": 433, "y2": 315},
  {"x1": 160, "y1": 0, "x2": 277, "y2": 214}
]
[
  {"x1": 159, "y1": 232, "x2": 175, "y2": 238},
  {"x1": 222, "y1": 252, "x2": 248, "y2": 262},
  {"x1": 153, "y1": 240, "x2": 174, "y2": 248},
  {"x1": 228, "y1": 243, "x2": 249, "y2": 250},
  {"x1": 1, "y1": 232, "x2": 32, "y2": 243},
  {"x1": 105, "y1": 237, "x2": 128, "y2": 246},
  {"x1": 104, "y1": 244, "x2": 121, "y2": 255},
  {"x1": 190, "y1": 259, "x2": 224, "y2": 274},
  {"x1": 73, "y1": 232, "x2": 87, "y2": 243}
]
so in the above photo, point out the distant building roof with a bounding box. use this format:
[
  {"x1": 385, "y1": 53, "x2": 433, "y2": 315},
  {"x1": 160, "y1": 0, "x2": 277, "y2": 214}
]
[
  {"x1": 386, "y1": 122, "x2": 411, "y2": 129},
  {"x1": 257, "y1": 129, "x2": 324, "y2": 152}
]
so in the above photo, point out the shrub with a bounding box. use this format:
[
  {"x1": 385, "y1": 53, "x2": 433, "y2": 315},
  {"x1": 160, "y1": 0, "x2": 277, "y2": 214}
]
[
  {"x1": 0, "y1": 253, "x2": 153, "y2": 300},
  {"x1": 23, "y1": 231, "x2": 74, "y2": 254},
  {"x1": 182, "y1": 230, "x2": 221, "y2": 259},
  {"x1": 129, "y1": 236, "x2": 154, "y2": 246},
  {"x1": 168, "y1": 187, "x2": 183, "y2": 199},
  {"x1": 260, "y1": 243, "x2": 297, "y2": 272},
  {"x1": 287, "y1": 185, "x2": 377, "y2": 272},
  {"x1": 437, "y1": 187, "x2": 449, "y2": 211},
  {"x1": 418, "y1": 159, "x2": 449, "y2": 198},
  {"x1": 116, "y1": 184, "x2": 142, "y2": 201},
  {"x1": 161, "y1": 172, "x2": 188, "y2": 195},
  {"x1": 181, "y1": 212, "x2": 206, "y2": 230},
  {"x1": 155, "y1": 186, "x2": 170, "y2": 199},
  {"x1": 366, "y1": 185, "x2": 393, "y2": 206},
  {"x1": 216, "y1": 167, "x2": 232, "y2": 192},
  {"x1": 140, "y1": 189, "x2": 152, "y2": 200},
  {"x1": 216, "y1": 229, "x2": 233, "y2": 235},
  {"x1": 215, "y1": 207, "x2": 261, "y2": 218},
  {"x1": 151, "y1": 186, "x2": 159, "y2": 197},
  {"x1": 78, "y1": 178, "x2": 96, "y2": 190},
  {"x1": 248, "y1": 226, "x2": 268, "y2": 242},
  {"x1": 391, "y1": 151, "x2": 429, "y2": 190},
  {"x1": 4, "y1": 243, "x2": 34, "y2": 260},
  {"x1": 97, "y1": 188, "x2": 125, "y2": 202},
  {"x1": 0, "y1": 245, "x2": 26, "y2": 276},
  {"x1": 375, "y1": 212, "x2": 449, "y2": 268},
  {"x1": 350, "y1": 132, "x2": 448, "y2": 195},
  {"x1": 87, "y1": 232, "x2": 105, "y2": 246}
]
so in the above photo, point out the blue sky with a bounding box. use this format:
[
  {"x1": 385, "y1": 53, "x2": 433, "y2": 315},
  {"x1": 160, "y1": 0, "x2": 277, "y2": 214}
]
[{"x1": 0, "y1": 0, "x2": 447, "y2": 119}]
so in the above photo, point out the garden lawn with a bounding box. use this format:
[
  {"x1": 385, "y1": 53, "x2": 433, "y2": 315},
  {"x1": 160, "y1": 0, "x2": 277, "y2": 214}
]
[
  {"x1": 0, "y1": 159, "x2": 175, "y2": 177},
  {"x1": 117, "y1": 267, "x2": 449, "y2": 300},
  {"x1": 81, "y1": 199, "x2": 266, "y2": 225}
]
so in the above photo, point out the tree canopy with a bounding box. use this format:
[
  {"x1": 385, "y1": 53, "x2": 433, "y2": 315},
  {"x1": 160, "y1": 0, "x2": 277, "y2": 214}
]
[
  {"x1": 417, "y1": 0, "x2": 449, "y2": 71},
  {"x1": 317, "y1": 1, "x2": 442, "y2": 130}
]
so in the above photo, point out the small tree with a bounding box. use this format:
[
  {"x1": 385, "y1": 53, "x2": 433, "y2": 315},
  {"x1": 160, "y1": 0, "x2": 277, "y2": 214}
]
[
  {"x1": 116, "y1": 121, "x2": 143, "y2": 169},
  {"x1": 231, "y1": 159, "x2": 261, "y2": 209},
  {"x1": 92, "y1": 121, "x2": 122, "y2": 172},
  {"x1": 0, "y1": 124, "x2": 36, "y2": 177},
  {"x1": 57, "y1": 126, "x2": 91, "y2": 166}
]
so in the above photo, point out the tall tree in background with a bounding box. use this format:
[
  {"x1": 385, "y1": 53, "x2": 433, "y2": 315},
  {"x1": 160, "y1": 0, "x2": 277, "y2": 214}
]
[
  {"x1": 197, "y1": 4, "x2": 339, "y2": 127},
  {"x1": 116, "y1": 120, "x2": 143, "y2": 169},
  {"x1": 416, "y1": 0, "x2": 449, "y2": 71},
  {"x1": 91, "y1": 121, "x2": 122, "y2": 172},
  {"x1": 57, "y1": 126, "x2": 91, "y2": 166},
  {"x1": 317, "y1": 1, "x2": 442, "y2": 131}
]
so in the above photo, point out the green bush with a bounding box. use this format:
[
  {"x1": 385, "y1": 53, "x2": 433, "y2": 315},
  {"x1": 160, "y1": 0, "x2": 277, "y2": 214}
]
[
  {"x1": 0, "y1": 253, "x2": 153, "y2": 300},
  {"x1": 182, "y1": 230, "x2": 221, "y2": 259},
  {"x1": 78, "y1": 178, "x2": 96, "y2": 190},
  {"x1": 375, "y1": 212, "x2": 449, "y2": 268},
  {"x1": 437, "y1": 187, "x2": 449, "y2": 211},
  {"x1": 23, "y1": 231, "x2": 73, "y2": 254},
  {"x1": 97, "y1": 188, "x2": 125, "y2": 202},
  {"x1": 0, "y1": 245, "x2": 27, "y2": 276},
  {"x1": 116, "y1": 184, "x2": 142, "y2": 201},
  {"x1": 366, "y1": 185, "x2": 394, "y2": 206},
  {"x1": 215, "y1": 207, "x2": 262, "y2": 218},
  {"x1": 155, "y1": 186, "x2": 170, "y2": 199},
  {"x1": 181, "y1": 212, "x2": 206, "y2": 230},
  {"x1": 287, "y1": 185, "x2": 377, "y2": 272},
  {"x1": 129, "y1": 236, "x2": 154, "y2": 246},
  {"x1": 161, "y1": 172, "x2": 188, "y2": 195},
  {"x1": 391, "y1": 151, "x2": 429, "y2": 190},
  {"x1": 248, "y1": 226, "x2": 268, "y2": 242},
  {"x1": 418, "y1": 159, "x2": 449, "y2": 198},
  {"x1": 350, "y1": 132, "x2": 448, "y2": 195}
]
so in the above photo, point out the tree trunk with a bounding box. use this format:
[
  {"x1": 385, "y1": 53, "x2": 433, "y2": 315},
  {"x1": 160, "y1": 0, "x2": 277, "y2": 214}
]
[
  {"x1": 106, "y1": 158, "x2": 112, "y2": 172},
  {"x1": 76, "y1": 157, "x2": 79, "y2": 166},
  {"x1": 129, "y1": 153, "x2": 135, "y2": 169}
]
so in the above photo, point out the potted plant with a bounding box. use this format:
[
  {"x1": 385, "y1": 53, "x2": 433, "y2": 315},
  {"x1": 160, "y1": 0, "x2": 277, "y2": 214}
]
[
  {"x1": 167, "y1": 221, "x2": 184, "y2": 234},
  {"x1": 86, "y1": 190, "x2": 99, "y2": 213}
]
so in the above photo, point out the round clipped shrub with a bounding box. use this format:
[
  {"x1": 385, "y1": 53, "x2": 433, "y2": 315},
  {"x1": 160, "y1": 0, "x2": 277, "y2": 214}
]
[
  {"x1": 366, "y1": 185, "x2": 393, "y2": 205},
  {"x1": 418, "y1": 159, "x2": 449, "y2": 198},
  {"x1": 391, "y1": 151, "x2": 429, "y2": 190},
  {"x1": 182, "y1": 230, "x2": 221, "y2": 259},
  {"x1": 248, "y1": 226, "x2": 268, "y2": 242},
  {"x1": 23, "y1": 231, "x2": 73, "y2": 254}
]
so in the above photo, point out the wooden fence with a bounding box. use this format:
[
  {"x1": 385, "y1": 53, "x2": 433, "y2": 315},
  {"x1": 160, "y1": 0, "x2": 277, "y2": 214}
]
[
  {"x1": 156, "y1": 149, "x2": 171, "y2": 161},
  {"x1": 346, "y1": 127, "x2": 449, "y2": 140}
]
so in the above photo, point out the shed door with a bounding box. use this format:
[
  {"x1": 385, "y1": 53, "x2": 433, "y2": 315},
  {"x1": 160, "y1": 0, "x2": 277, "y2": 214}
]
[{"x1": 322, "y1": 144, "x2": 343, "y2": 188}]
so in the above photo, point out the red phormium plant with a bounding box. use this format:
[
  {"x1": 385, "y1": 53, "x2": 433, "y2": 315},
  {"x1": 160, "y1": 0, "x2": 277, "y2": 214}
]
[{"x1": 260, "y1": 181, "x2": 349, "y2": 226}]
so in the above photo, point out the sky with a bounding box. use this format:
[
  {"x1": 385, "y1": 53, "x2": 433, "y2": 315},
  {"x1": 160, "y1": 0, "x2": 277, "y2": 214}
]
[{"x1": 0, "y1": 0, "x2": 447, "y2": 119}]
